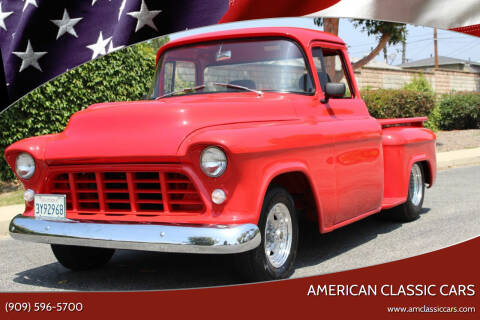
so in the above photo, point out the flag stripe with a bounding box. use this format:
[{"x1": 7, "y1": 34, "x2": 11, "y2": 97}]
[
  {"x1": 450, "y1": 24, "x2": 480, "y2": 37},
  {"x1": 306, "y1": 0, "x2": 480, "y2": 30}
]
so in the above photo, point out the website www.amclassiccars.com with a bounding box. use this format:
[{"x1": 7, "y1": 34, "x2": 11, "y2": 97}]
[{"x1": 387, "y1": 305, "x2": 476, "y2": 314}]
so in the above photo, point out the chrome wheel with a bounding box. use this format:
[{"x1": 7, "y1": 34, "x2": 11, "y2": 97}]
[
  {"x1": 235, "y1": 187, "x2": 298, "y2": 281},
  {"x1": 264, "y1": 203, "x2": 293, "y2": 268},
  {"x1": 409, "y1": 163, "x2": 423, "y2": 206}
]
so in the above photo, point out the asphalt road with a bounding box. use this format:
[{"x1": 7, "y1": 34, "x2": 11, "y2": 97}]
[{"x1": 1, "y1": 166, "x2": 479, "y2": 291}]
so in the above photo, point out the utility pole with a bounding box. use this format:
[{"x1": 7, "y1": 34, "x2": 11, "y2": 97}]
[
  {"x1": 323, "y1": 18, "x2": 339, "y2": 81},
  {"x1": 434, "y1": 28, "x2": 439, "y2": 69},
  {"x1": 402, "y1": 39, "x2": 406, "y2": 64}
]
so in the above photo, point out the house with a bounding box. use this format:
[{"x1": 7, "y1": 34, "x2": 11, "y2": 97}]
[
  {"x1": 398, "y1": 56, "x2": 480, "y2": 73},
  {"x1": 351, "y1": 56, "x2": 480, "y2": 93}
]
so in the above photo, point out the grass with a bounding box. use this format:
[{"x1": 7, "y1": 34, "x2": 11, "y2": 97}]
[
  {"x1": 0, "y1": 190, "x2": 24, "y2": 207},
  {"x1": 0, "y1": 180, "x2": 23, "y2": 207}
]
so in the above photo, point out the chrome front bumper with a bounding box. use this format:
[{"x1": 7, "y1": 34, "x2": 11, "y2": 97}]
[{"x1": 9, "y1": 214, "x2": 261, "y2": 254}]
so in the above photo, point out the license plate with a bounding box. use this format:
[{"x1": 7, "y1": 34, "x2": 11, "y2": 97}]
[{"x1": 34, "y1": 194, "x2": 66, "y2": 219}]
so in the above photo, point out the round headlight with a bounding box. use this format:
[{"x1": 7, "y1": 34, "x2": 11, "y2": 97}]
[
  {"x1": 15, "y1": 152, "x2": 35, "y2": 179},
  {"x1": 200, "y1": 147, "x2": 227, "y2": 177}
]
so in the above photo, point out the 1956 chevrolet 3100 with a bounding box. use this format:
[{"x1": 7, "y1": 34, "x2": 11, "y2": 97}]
[{"x1": 6, "y1": 27, "x2": 436, "y2": 281}]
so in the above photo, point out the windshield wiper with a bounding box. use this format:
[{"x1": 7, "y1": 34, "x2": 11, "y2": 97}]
[
  {"x1": 156, "y1": 84, "x2": 205, "y2": 99},
  {"x1": 213, "y1": 82, "x2": 263, "y2": 96}
]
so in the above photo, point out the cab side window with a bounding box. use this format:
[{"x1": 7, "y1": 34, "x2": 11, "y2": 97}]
[
  {"x1": 312, "y1": 47, "x2": 354, "y2": 98},
  {"x1": 311, "y1": 47, "x2": 327, "y2": 93}
]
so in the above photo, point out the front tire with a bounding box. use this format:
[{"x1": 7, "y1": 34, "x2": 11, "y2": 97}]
[
  {"x1": 235, "y1": 187, "x2": 298, "y2": 281},
  {"x1": 51, "y1": 244, "x2": 115, "y2": 271},
  {"x1": 387, "y1": 163, "x2": 425, "y2": 222}
]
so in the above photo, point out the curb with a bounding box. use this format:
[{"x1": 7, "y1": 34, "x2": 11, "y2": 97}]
[
  {"x1": 437, "y1": 147, "x2": 480, "y2": 170},
  {"x1": 0, "y1": 204, "x2": 24, "y2": 237}
]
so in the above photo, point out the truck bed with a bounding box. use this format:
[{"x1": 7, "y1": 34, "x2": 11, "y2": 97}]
[{"x1": 377, "y1": 117, "x2": 427, "y2": 127}]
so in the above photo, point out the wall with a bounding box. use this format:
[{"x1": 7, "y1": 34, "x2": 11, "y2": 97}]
[{"x1": 354, "y1": 67, "x2": 480, "y2": 94}]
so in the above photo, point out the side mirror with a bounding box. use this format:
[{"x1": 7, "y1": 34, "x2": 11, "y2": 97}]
[{"x1": 321, "y1": 82, "x2": 346, "y2": 103}]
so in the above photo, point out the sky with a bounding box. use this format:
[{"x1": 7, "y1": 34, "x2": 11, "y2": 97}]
[{"x1": 168, "y1": 17, "x2": 480, "y2": 66}]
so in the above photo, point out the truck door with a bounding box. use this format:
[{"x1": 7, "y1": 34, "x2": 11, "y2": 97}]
[{"x1": 311, "y1": 45, "x2": 384, "y2": 224}]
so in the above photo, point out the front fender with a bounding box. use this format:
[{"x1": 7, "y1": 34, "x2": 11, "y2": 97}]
[
  {"x1": 256, "y1": 162, "x2": 326, "y2": 228},
  {"x1": 4, "y1": 134, "x2": 57, "y2": 192},
  {"x1": 177, "y1": 120, "x2": 333, "y2": 227}
]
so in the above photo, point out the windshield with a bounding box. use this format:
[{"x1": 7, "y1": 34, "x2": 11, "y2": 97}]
[{"x1": 149, "y1": 38, "x2": 314, "y2": 99}]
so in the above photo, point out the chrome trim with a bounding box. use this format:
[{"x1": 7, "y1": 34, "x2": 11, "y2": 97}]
[
  {"x1": 265, "y1": 203, "x2": 293, "y2": 268},
  {"x1": 9, "y1": 214, "x2": 260, "y2": 254}
]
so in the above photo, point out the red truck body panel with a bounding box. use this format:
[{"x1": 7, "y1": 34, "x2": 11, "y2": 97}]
[{"x1": 5, "y1": 27, "x2": 436, "y2": 234}]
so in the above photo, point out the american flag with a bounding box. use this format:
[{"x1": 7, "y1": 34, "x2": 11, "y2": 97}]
[{"x1": 0, "y1": 0, "x2": 229, "y2": 110}]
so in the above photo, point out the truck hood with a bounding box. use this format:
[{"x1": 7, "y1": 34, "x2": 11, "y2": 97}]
[{"x1": 44, "y1": 93, "x2": 298, "y2": 163}]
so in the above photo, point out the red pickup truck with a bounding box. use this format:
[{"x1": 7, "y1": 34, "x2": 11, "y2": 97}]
[{"x1": 6, "y1": 27, "x2": 436, "y2": 281}]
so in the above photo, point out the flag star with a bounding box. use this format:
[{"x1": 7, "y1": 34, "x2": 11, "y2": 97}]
[
  {"x1": 107, "y1": 41, "x2": 124, "y2": 53},
  {"x1": 86, "y1": 31, "x2": 111, "y2": 59},
  {"x1": 12, "y1": 40, "x2": 47, "y2": 72},
  {"x1": 91, "y1": 0, "x2": 111, "y2": 6},
  {"x1": 127, "y1": 0, "x2": 161, "y2": 32},
  {"x1": 0, "y1": 3, "x2": 13, "y2": 31},
  {"x1": 51, "y1": 9, "x2": 83, "y2": 39},
  {"x1": 118, "y1": 0, "x2": 126, "y2": 21},
  {"x1": 22, "y1": 0, "x2": 38, "y2": 12}
]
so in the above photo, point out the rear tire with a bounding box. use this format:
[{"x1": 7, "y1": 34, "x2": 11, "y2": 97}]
[
  {"x1": 385, "y1": 163, "x2": 425, "y2": 222},
  {"x1": 51, "y1": 244, "x2": 115, "y2": 271},
  {"x1": 235, "y1": 187, "x2": 298, "y2": 281}
]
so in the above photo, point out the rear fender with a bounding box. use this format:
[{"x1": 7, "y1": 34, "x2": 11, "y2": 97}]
[
  {"x1": 408, "y1": 155, "x2": 435, "y2": 187},
  {"x1": 382, "y1": 127, "x2": 436, "y2": 202}
]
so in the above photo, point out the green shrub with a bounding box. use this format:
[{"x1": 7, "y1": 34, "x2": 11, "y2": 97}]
[
  {"x1": 424, "y1": 104, "x2": 441, "y2": 131},
  {"x1": 436, "y1": 92, "x2": 480, "y2": 130},
  {"x1": 403, "y1": 73, "x2": 434, "y2": 94},
  {"x1": 361, "y1": 89, "x2": 435, "y2": 119},
  {"x1": 0, "y1": 43, "x2": 156, "y2": 181}
]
